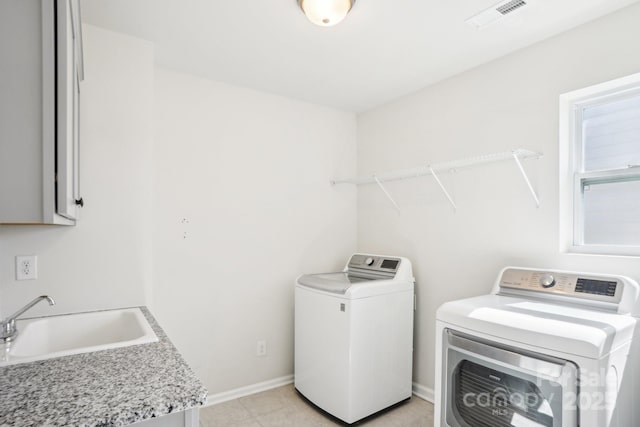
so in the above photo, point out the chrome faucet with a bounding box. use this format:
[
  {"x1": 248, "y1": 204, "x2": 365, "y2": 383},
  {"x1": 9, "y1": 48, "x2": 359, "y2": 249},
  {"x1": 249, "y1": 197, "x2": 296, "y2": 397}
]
[{"x1": 0, "y1": 295, "x2": 55, "y2": 343}]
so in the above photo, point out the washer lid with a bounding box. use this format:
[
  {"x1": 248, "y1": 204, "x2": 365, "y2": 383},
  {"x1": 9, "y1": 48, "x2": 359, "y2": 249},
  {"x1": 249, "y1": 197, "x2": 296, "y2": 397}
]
[
  {"x1": 437, "y1": 294, "x2": 637, "y2": 359},
  {"x1": 297, "y1": 272, "x2": 372, "y2": 294}
]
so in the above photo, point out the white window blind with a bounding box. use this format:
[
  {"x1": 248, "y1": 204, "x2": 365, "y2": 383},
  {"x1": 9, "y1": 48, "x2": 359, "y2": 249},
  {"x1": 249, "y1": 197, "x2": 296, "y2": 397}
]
[
  {"x1": 582, "y1": 94, "x2": 640, "y2": 171},
  {"x1": 582, "y1": 177, "x2": 640, "y2": 245}
]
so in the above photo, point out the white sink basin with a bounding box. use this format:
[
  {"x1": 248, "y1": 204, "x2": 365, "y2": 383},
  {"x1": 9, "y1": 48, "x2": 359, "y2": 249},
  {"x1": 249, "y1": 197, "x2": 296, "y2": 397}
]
[{"x1": 0, "y1": 308, "x2": 159, "y2": 366}]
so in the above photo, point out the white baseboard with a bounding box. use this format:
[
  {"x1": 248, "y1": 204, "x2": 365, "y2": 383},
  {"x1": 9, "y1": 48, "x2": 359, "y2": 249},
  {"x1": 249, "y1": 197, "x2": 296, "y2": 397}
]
[
  {"x1": 412, "y1": 382, "x2": 434, "y2": 403},
  {"x1": 206, "y1": 376, "x2": 433, "y2": 407},
  {"x1": 205, "y1": 375, "x2": 294, "y2": 407}
]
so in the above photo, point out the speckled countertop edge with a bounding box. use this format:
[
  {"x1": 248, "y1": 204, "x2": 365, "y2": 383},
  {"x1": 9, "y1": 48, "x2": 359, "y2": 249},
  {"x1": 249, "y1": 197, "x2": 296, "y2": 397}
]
[{"x1": 0, "y1": 307, "x2": 207, "y2": 427}]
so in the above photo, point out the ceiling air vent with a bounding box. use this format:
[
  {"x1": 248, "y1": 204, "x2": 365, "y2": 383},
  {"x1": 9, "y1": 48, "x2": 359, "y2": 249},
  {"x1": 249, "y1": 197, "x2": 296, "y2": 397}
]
[
  {"x1": 466, "y1": 0, "x2": 535, "y2": 29},
  {"x1": 496, "y1": 0, "x2": 527, "y2": 15}
]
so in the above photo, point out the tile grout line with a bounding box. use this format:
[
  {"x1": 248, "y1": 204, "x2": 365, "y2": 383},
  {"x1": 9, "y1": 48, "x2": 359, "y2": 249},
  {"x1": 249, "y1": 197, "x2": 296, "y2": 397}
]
[{"x1": 237, "y1": 388, "x2": 294, "y2": 421}]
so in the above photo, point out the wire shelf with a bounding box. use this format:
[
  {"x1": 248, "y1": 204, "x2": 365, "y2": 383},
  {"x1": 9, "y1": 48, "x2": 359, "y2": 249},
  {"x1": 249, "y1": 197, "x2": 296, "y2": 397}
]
[{"x1": 331, "y1": 148, "x2": 543, "y2": 211}]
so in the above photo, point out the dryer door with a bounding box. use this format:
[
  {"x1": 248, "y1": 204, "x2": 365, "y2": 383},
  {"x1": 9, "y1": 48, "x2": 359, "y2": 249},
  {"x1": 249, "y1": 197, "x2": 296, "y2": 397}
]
[{"x1": 443, "y1": 329, "x2": 578, "y2": 427}]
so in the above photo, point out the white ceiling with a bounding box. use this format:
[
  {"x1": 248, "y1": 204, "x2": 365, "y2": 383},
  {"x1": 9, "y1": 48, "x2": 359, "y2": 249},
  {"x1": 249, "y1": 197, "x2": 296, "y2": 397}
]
[{"x1": 81, "y1": 0, "x2": 638, "y2": 112}]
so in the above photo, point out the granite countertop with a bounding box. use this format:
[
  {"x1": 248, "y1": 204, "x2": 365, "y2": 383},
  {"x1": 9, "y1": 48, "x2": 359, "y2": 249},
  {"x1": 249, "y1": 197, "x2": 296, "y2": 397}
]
[{"x1": 0, "y1": 307, "x2": 207, "y2": 427}]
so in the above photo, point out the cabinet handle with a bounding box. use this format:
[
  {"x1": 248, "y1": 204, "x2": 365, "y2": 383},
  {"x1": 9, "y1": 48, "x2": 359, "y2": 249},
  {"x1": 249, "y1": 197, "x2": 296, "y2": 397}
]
[{"x1": 75, "y1": 197, "x2": 84, "y2": 207}]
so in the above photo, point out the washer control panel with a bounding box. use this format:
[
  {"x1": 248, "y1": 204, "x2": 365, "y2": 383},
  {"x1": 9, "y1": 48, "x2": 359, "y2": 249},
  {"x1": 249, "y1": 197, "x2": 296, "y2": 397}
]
[
  {"x1": 348, "y1": 254, "x2": 400, "y2": 273},
  {"x1": 499, "y1": 268, "x2": 622, "y2": 304}
]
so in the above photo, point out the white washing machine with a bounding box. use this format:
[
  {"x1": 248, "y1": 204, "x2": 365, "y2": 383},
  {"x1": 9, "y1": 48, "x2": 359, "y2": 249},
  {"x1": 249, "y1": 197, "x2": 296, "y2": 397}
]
[
  {"x1": 294, "y1": 253, "x2": 415, "y2": 424},
  {"x1": 435, "y1": 267, "x2": 640, "y2": 427}
]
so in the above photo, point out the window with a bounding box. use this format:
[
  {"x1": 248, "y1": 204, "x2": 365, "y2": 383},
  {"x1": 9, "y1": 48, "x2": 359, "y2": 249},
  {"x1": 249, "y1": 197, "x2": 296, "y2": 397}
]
[{"x1": 560, "y1": 73, "x2": 640, "y2": 256}]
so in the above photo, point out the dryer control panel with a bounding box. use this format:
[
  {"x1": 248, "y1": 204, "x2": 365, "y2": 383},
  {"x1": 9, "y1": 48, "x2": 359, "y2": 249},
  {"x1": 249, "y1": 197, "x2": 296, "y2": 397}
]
[{"x1": 498, "y1": 268, "x2": 623, "y2": 305}]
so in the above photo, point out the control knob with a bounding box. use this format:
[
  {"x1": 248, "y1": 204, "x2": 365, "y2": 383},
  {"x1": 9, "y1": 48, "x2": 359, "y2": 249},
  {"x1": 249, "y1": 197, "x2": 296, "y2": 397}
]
[
  {"x1": 364, "y1": 257, "x2": 374, "y2": 266},
  {"x1": 540, "y1": 274, "x2": 556, "y2": 289}
]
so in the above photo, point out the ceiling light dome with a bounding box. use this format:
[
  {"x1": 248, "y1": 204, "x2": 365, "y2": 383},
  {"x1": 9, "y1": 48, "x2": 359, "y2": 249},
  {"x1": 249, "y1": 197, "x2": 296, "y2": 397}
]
[{"x1": 298, "y1": 0, "x2": 356, "y2": 27}]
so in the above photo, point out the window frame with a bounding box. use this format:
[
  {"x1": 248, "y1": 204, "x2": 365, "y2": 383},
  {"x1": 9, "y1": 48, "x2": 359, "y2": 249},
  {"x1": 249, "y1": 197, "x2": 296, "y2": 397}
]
[{"x1": 559, "y1": 72, "x2": 640, "y2": 257}]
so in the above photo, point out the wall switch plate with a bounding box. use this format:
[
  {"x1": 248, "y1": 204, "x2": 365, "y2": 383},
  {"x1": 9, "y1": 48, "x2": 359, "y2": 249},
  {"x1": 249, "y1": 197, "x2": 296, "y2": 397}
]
[
  {"x1": 257, "y1": 340, "x2": 267, "y2": 357},
  {"x1": 16, "y1": 255, "x2": 38, "y2": 280}
]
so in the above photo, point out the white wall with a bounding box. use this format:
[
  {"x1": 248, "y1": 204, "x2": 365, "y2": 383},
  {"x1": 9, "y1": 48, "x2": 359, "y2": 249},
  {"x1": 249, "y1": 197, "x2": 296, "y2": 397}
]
[
  {"x1": 356, "y1": 3, "x2": 640, "y2": 394},
  {"x1": 0, "y1": 25, "x2": 154, "y2": 318},
  {"x1": 151, "y1": 68, "x2": 357, "y2": 394},
  {"x1": 0, "y1": 23, "x2": 357, "y2": 397}
]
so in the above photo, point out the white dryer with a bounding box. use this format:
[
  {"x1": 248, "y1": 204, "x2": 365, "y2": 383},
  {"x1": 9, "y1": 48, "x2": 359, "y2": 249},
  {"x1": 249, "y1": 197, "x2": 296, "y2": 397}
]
[
  {"x1": 435, "y1": 267, "x2": 640, "y2": 427},
  {"x1": 294, "y1": 253, "x2": 415, "y2": 424}
]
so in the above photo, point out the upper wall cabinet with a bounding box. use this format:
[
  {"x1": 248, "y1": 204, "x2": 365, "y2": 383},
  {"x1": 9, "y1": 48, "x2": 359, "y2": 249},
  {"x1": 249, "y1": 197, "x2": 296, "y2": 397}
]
[{"x1": 0, "y1": 0, "x2": 84, "y2": 225}]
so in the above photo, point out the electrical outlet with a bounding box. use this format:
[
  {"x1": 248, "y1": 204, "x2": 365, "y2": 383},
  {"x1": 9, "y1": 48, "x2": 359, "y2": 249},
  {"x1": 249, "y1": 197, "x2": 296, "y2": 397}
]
[
  {"x1": 257, "y1": 340, "x2": 267, "y2": 357},
  {"x1": 16, "y1": 255, "x2": 38, "y2": 280}
]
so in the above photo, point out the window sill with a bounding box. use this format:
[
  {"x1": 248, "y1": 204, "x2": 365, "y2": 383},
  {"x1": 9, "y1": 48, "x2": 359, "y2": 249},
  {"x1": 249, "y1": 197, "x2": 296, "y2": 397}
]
[{"x1": 564, "y1": 244, "x2": 640, "y2": 258}]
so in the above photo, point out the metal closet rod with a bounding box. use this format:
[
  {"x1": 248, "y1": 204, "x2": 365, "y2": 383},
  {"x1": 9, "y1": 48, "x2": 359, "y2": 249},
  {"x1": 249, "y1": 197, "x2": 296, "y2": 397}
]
[{"x1": 331, "y1": 148, "x2": 543, "y2": 210}]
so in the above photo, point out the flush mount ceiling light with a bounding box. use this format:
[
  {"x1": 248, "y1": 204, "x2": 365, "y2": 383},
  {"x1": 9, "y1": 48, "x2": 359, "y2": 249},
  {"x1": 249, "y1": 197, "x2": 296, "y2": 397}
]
[{"x1": 297, "y1": 0, "x2": 356, "y2": 27}]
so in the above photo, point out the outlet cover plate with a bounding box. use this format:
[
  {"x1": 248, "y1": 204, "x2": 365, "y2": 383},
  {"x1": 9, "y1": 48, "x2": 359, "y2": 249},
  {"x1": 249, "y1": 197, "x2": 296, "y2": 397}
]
[
  {"x1": 16, "y1": 255, "x2": 38, "y2": 280},
  {"x1": 257, "y1": 340, "x2": 267, "y2": 357}
]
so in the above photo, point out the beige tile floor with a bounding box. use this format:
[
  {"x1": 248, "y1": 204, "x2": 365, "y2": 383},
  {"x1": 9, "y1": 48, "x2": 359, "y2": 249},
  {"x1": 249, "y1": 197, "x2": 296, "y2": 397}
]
[{"x1": 199, "y1": 384, "x2": 434, "y2": 427}]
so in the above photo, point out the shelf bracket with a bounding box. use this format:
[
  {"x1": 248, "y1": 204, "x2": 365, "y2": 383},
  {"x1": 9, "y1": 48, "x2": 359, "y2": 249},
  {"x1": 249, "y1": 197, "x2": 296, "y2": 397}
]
[
  {"x1": 429, "y1": 166, "x2": 457, "y2": 211},
  {"x1": 512, "y1": 152, "x2": 540, "y2": 207},
  {"x1": 373, "y1": 175, "x2": 401, "y2": 213}
]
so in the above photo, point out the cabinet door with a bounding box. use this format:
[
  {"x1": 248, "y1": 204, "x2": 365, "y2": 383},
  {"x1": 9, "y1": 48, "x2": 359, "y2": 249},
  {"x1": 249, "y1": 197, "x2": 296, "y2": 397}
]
[{"x1": 56, "y1": 0, "x2": 83, "y2": 220}]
